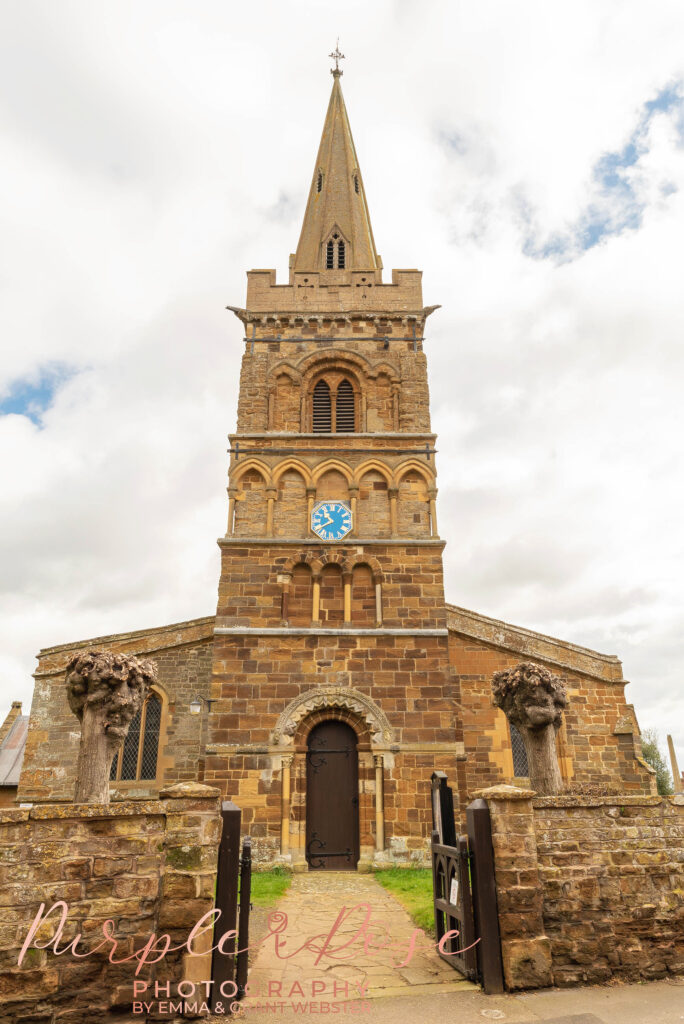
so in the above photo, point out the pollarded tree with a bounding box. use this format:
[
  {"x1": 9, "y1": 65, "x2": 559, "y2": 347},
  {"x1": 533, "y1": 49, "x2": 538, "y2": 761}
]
[
  {"x1": 66, "y1": 650, "x2": 157, "y2": 804},
  {"x1": 492, "y1": 661, "x2": 568, "y2": 796}
]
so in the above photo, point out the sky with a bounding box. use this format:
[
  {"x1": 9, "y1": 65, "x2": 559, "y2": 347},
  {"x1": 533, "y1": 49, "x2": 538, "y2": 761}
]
[{"x1": 1, "y1": 0, "x2": 683, "y2": 770}]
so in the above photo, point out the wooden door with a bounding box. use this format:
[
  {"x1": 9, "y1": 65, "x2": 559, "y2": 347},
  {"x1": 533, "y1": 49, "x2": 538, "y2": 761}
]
[{"x1": 306, "y1": 720, "x2": 359, "y2": 870}]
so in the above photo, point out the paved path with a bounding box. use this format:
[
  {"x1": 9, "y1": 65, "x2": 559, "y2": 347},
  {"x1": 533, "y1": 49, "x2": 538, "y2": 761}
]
[{"x1": 242, "y1": 871, "x2": 472, "y2": 1011}]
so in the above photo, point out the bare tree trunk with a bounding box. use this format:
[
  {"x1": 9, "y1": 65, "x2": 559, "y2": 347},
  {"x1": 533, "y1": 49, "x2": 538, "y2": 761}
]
[
  {"x1": 520, "y1": 723, "x2": 563, "y2": 796},
  {"x1": 74, "y1": 703, "x2": 117, "y2": 804}
]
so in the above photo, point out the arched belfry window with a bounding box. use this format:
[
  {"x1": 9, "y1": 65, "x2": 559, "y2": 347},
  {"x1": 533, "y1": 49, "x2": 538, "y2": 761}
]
[
  {"x1": 311, "y1": 377, "x2": 356, "y2": 433},
  {"x1": 336, "y1": 378, "x2": 355, "y2": 432},
  {"x1": 312, "y1": 379, "x2": 332, "y2": 432},
  {"x1": 325, "y1": 233, "x2": 347, "y2": 269},
  {"x1": 110, "y1": 691, "x2": 162, "y2": 782}
]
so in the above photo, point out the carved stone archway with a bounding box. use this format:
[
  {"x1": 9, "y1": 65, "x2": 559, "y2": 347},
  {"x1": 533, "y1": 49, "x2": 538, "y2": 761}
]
[{"x1": 271, "y1": 687, "x2": 394, "y2": 747}]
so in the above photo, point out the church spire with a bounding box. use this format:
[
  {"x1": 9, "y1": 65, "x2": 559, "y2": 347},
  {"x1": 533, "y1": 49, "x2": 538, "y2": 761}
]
[{"x1": 292, "y1": 57, "x2": 380, "y2": 274}]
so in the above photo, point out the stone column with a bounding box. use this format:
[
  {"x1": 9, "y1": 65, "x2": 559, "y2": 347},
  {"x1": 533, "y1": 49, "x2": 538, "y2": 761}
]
[
  {"x1": 265, "y1": 487, "x2": 277, "y2": 536},
  {"x1": 428, "y1": 487, "x2": 438, "y2": 537},
  {"x1": 343, "y1": 572, "x2": 352, "y2": 625},
  {"x1": 227, "y1": 487, "x2": 237, "y2": 536},
  {"x1": 473, "y1": 785, "x2": 553, "y2": 991},
  {"x1": 348, "y1": 485, "x2": 359, "y2": 536},
  {"x1": 306, "y1": 487, "x2": 316, "y2": 525},
  {"x1": 281, "y1": 576, "x2": 291, "y2": 624},
  {"x1": 388, "y1": 487, "x2": 398, "y2": 537},
  {"x1": 668, "y1": 735, "x2": 683, "y2": 793},
  {"x1": 281, "y1": 755, "x2": 293, "y2": 855},
  {"x1": 312, "y1": 575, "x2": 321, "y2": 623},
  {"x1": 392, "y1": 384, "x2": 400, "y2": 430},
  {"x1": 374, "y1": 754, "x2": 385, "y2": 852}
]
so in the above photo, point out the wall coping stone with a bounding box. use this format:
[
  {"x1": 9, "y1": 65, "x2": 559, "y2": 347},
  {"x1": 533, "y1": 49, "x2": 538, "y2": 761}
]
[
  {"x1": 159, "y1": 782, "x2": 221, "y2": 799},
  {"x1": 28, "y1": 800, "x2": 165, "y2": 820},
  {"x1": 473, "y1": 785, "x2": 537, "y2": 801},
  {"x1": 214, "y1": 626, "x2": 449, "y2": 636},
  {"x1": 0, "y1": 808, "x2": 30, "y2": 823},
  {"x1": 533, "y1": 794, "x2": 664, "y2": 809},
  {"x1": 446, "y1": 602, "x2": 623, "y2": 682}
]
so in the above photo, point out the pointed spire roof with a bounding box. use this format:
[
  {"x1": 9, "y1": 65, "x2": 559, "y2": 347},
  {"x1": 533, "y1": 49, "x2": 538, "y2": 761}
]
[{"x1": 293, "y1": 70, "x2": 380, "y2": 273}]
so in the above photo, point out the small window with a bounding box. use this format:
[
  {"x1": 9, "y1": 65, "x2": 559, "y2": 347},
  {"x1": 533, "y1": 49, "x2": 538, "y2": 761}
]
[
  {"x1": 312, "y1": 379, "x2": 332, "y2": 432},
  {"x1": 510, "y1": 722, "x2": 529, "y2": 778},
  {"x1": 317, "y1": 170, "x2": 323, "y2": 193},
  {"x1": 353, "y1": 174, "x2": 360, "y2": 194},
  {"x1": 324, "y1": 232, "x2": 347, "y2": 270},
  {"x1": 110, "y1": 692, "x2": 162, "y2": 782},
  {"x1": 335, "y1": 378, "x2": 355, "y2": 432}
]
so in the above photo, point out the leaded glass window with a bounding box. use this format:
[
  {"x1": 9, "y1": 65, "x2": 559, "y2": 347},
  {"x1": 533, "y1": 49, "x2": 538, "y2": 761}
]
[{"x1": 109, "y1": 692, "x2": 162, "y2": 782}]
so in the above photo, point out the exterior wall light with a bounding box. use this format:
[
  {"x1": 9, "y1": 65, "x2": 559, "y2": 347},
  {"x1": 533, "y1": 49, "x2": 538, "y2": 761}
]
[{"x1": 189, "y1": 695, "x2": 216, "y2": 714}]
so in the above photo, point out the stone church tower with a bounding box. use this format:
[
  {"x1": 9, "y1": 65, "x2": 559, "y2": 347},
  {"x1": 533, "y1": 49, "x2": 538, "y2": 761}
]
[
  {"x1": 15, "y1": 64, "x2": 654, "y2": 849},
  {"x1": 205, "y1": 66, "x2": 465, "y2": 867}
]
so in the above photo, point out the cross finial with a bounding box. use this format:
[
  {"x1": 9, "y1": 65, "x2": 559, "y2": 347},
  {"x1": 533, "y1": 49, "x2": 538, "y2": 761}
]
[{"x1": 329, "y1": 39, "x2": 345, "y2": 77}]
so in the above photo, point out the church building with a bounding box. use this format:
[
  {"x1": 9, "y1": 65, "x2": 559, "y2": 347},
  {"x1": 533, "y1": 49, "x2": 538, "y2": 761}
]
[{"x1": 14, "y1": 64, "x2": 654, "y2": 868}]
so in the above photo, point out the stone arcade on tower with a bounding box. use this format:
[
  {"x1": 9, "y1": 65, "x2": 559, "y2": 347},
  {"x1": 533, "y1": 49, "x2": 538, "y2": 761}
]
[{"x1": 14, "y1": 65, "x2": 655, "y2": 866}]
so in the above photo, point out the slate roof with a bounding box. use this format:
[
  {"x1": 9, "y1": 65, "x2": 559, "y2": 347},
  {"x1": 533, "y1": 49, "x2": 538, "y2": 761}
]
[{"x1": 0, "y1": 714, "x2": 29, "y2": 787}]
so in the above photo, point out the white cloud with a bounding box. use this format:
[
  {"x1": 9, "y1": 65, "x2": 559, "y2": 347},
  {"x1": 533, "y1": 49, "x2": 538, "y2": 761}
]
[{"x1": 1, "y1": 0, "x2": 683, "y2": 770}]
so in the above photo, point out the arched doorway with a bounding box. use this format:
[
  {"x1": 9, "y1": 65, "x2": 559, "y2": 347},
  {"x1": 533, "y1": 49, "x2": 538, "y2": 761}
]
[{"x1": 305, "y1": 720, "x2": 359, "y2": 870}]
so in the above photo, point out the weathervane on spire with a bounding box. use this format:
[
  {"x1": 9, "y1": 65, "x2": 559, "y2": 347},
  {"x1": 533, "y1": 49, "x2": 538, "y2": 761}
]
[{"x1": 329, "y1": 39, "x2": 345, "y2": 77}]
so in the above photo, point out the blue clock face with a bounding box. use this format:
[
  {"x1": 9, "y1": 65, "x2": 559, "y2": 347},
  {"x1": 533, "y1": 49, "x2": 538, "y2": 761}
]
[{"x1": 311, "y1": 501, "x2": 352, "y2": 541}]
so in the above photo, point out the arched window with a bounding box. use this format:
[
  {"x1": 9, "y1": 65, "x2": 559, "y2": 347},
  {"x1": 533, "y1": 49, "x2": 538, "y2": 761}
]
[
  {"x1": 510, "y1": 722, "x2": 529, "y2": 778},
  {"x1": 324, "y1": 233, "x2": 347, "y2": 269},
  {"x1": 312, "y1": 379, "x2": 332, "y2": 432},
  {"x1": 110, "y1": 691, "x2": 162, "y2": 782},
  {"x1": 353, "y1": 173, "x2": 360, "y2": 194},
  {"x1": 317, "y1": 170, "x2": 323, "y2": 193},
  {"x1": 335, "y1": 378, "x2": 355, "y2": 432}
]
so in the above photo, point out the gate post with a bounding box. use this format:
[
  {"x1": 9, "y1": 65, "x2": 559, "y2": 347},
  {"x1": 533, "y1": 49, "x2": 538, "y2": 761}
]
[
  {"x1": 471, "y1": 787, "x2": 553, "y2": 991},
  {"x1": 211, "y1": 801, "x2": 241, "y2": 1010},
  {"x1": 466, "y1": 798, "x2": 504, "y2": 994}
]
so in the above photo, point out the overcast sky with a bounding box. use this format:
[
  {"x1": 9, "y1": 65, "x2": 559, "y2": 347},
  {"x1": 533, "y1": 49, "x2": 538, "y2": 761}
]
[{"x1": 1, "y1": 1, "x2": 683, "y2": 768}]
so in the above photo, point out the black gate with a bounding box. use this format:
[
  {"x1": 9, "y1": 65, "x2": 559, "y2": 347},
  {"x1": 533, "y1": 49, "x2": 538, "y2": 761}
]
[
  {"x1": 430, "y1": 779, "x2": 504, "y2": 994},
  {"x1": 211, "y1": 801, "x2": 252, "y2": 1011},
  {"x1": 432, "y1": 832, "x2": 478, "y2": 981}
]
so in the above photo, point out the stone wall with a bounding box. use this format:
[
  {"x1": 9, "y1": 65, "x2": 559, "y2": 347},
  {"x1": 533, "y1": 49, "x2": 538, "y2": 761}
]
[
  {"x1": 18, "y1": 619, "x2": 214, "y2": 803},
  {"x1": 477, "y1": 785, "x2": 684, "y2": 990},
  {"x1": 0, "y1": 783, "x2": 221, "y2": 1022}
]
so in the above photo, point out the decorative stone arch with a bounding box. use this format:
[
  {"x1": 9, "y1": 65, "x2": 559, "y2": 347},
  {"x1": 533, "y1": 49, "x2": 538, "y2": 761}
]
[
  {"x1": 394, "y1": 460, "x2": 436, "y2": 538},
  {"x1": 272, "y1": 459, "x2": 313, "y2": 488},
  {"x1": 267, "y1": 361, "x2": 302, "y2": 384},
  {"x1": 231, "y1": 459, "x2": 272, "y2": 486},
  {"x1": 231, "y1": 461, "x2": 271, "y2": 536},
  {"x1": 312, "y1": 458, "x2": 354, "y2": 485},
  {"x1": 343, "y1": 553, "x2": 384, "y2": 582},
  {"x1": 367, "y1": 361, "x2": 400, "y2": 384},
  {"x1": 299, "y1": 351, "x2": 368, "y2": 433},
  {"x1": 268, "y1": 363, "x2": 303, "y2": 431},
  {"x1": 392, "y1": 459, "x2": 436, "y2": 488},
  {"x1": 271, "y1": 687, "x2": 394, "y2": 747},
  {"x1": 353, "y1": 458, "x2": 393, "y2": 487}
]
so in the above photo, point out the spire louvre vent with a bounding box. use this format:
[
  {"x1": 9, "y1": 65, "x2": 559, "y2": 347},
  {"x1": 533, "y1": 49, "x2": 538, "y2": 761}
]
[
  {"x1": 335, "y1": 379, "x2": 355, "y2": 432},
  {"x1": 313, "y1": 379, "x2": 332, "y2": 432}
]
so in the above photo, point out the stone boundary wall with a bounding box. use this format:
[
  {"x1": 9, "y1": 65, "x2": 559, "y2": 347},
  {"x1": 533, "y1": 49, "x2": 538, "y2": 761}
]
[
  {"x1": 476, "y1": 785, "x2": 684, "y2": 990},
  {"x1": 0, "y1": 783, "x2": 221, "y2": 1022}
]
